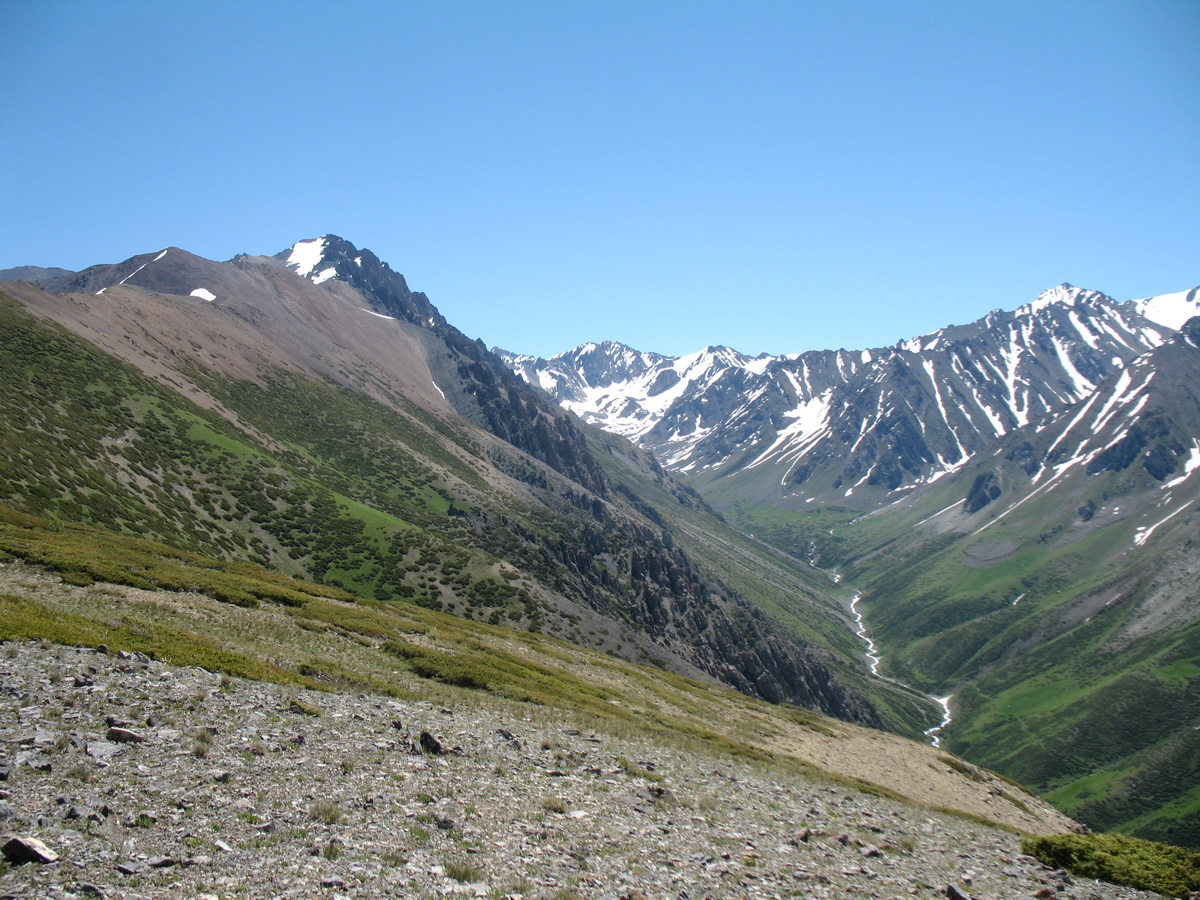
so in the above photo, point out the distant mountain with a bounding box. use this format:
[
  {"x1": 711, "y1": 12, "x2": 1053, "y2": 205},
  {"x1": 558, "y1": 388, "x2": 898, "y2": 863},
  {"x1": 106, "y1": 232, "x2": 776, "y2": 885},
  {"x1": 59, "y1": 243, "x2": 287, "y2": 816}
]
[
  {"x1": 0, "y1": 236, "x2": 885, "y2": 726},
  {"x1": 0, "y1": 265, "x2": 75, "y2": 285}
]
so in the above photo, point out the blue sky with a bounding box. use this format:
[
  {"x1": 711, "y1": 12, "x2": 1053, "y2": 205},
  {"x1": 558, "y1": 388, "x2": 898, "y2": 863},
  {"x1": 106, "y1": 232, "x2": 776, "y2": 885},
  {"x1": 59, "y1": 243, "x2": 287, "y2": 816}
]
[{"x1": 4, "y1": 1, "x2": 1197, "y2": 358}]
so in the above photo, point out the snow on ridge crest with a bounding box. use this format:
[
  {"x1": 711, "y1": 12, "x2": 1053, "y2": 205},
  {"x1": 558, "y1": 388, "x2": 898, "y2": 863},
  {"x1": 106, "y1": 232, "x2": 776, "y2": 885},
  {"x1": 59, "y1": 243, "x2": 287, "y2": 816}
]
[
  {"x1": 284, "y1": 237, "x2": 328, "y2": 279},
  {"x1": 1132, "y1": 287, "x2": 1200, "y2": 331},
  {"x1": 1022, "y1": 283, "x2": 1098, "y2": 315}
]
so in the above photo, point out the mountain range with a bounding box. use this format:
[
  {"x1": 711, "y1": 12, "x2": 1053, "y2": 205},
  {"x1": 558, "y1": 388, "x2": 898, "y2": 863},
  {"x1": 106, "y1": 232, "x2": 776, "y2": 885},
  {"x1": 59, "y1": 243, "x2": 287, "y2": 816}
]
[{"x1": 2, "y1": 238, "x2": 1197, "y2": 847}]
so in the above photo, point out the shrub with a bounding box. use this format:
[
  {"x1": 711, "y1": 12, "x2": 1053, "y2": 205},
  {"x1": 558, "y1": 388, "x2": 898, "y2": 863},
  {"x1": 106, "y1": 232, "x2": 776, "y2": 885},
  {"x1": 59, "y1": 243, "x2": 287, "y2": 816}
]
[
  {"x1": 1022, "y1": 832, "x2": 1200, "y2": 897},
  {"x1": 443, "y1": 858, "x2": 484, "y2": 882},
  {"x1": 309, "y1": 799, "x2": 343, "y2": 825}
]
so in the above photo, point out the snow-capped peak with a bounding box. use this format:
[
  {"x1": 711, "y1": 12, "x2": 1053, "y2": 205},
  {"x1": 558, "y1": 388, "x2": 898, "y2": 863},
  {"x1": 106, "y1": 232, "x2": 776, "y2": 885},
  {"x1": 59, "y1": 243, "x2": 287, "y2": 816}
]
[
  {"x1": 284, "y1": 237, "x2": 328, "y2": 279},
  {"x1": 1021, "y1": 283, "x2": 1105, "y2": 315}
]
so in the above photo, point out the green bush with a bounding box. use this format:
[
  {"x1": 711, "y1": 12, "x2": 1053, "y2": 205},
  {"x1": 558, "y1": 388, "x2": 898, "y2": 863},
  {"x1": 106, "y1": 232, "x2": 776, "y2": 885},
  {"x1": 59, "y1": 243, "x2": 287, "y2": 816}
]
[{"x1": 1022, "y1": 832, "x2": 1200, "y2": 897}]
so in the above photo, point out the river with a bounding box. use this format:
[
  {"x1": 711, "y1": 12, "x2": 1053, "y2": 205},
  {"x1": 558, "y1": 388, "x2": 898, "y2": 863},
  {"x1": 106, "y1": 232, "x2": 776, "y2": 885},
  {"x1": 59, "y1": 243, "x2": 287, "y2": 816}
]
[{"x1": 849, "y1": 591, "x2": 953, "y2": 746}]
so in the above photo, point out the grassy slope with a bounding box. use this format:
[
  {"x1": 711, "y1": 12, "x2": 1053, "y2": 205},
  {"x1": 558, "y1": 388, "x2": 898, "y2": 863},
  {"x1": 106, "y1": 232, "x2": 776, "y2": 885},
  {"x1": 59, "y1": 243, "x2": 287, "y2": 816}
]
[
  {"x1": 716, "y1": 459, "x2": 1200, "y2": 846},
  {"x1": 0, "y1": 502, "x2": 1073, "y2": 835},
  {"x1": 0, "y1": 292, "x2": 626, "y2": 646},
  {"x1": 0, "y1": 290, "x2": 888, "y2": 713}
]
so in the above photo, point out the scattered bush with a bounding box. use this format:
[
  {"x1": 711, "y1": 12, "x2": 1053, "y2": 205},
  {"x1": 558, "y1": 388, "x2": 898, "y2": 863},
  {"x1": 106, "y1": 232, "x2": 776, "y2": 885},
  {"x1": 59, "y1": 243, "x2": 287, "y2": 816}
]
[
  {"x1": 443, "y1": 858, "x2": 484, "y2": 883},
  {"x1": 309, "y1": 799, "x2": 344, "y2": 825},
  {"x1": 1022, "y1": 832, "x2": 1200, "y2": 897}
]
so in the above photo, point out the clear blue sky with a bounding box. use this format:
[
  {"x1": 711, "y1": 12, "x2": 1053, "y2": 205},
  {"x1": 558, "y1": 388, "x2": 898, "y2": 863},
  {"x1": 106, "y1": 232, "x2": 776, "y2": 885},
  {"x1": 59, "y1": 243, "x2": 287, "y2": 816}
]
[{"x1": 4, "y1": 1, "x2": 1197, "y2": 358}]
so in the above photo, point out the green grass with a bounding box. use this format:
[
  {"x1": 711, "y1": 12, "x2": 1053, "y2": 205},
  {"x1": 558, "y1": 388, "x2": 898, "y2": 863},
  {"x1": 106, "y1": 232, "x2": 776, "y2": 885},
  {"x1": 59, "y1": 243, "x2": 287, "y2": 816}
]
[{"x1": 1023, "y1": 832, "x2": 1200, "y2": 897}]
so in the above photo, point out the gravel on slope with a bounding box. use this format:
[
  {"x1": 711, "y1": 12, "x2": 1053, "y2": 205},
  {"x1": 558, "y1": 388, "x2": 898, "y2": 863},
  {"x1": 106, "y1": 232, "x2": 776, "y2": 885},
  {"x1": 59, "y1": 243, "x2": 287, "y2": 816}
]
[{"x1": 0, "y1": 642, "x2": 1157, "y2": 900}]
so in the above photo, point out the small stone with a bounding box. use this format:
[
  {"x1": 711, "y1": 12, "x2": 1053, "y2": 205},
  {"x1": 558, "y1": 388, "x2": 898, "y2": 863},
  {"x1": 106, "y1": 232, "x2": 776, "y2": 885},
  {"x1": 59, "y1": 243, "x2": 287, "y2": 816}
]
[
  {"x1": 321, "y1": 874, "x2": 347, "y2": 888},
  {"x1": 17, "y1": 753, "x2": 52, "y2": 773},
  {"x1": 116, "y1": 862, "x2": 142, "y2": 875},
  {"x1": 419, "y1": 731, "x2": 444, "y2": 755},
  {"x1": 945, "y1": 886, "x2": 972, "y2": 900},
  {"x1": 2, "y1": 835, "x2": 59, "y2": 864},
  {"x1": 147, "y1": 856, "x2": 177, "y2": 868}
]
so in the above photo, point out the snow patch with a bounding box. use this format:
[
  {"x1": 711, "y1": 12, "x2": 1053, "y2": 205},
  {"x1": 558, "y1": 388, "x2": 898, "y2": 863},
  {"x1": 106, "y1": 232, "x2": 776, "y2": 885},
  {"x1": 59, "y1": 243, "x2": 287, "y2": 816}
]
[
  {"x1": 285, "y1": 237, "x2": 327, "y2": 278},
  {"x1": 1134, "y1": 503, "x2": 1191, "y2": 547},
  {"x1": 1164, "y1": 441, "x2": 1200, "y2": 489},
  {"x1": 359, "y1": 308, "x2": 394, "y2": 320},
  {"x1": 1133, "y1": 287, "x2": 1200, "y2": 331},
  {"x1": 189, "y1": 288, "x2": 216, "y2": 302},
  {"x1": 312, "y1": 266, "x2": 338, "y2": 285}
]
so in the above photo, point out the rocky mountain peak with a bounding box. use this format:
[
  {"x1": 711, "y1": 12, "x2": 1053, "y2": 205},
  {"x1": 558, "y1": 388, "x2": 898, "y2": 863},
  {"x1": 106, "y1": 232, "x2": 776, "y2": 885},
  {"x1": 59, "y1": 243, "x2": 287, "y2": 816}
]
[
  {"x1": 1020, "y1": 282, "x2": 1113, "y2": 316},
  {"x1": 501, "y1": 282, "x2": 1192, "y2": 507},
  {"x1": 274, "y1": 235, "x2": 447, "y2": 331}
]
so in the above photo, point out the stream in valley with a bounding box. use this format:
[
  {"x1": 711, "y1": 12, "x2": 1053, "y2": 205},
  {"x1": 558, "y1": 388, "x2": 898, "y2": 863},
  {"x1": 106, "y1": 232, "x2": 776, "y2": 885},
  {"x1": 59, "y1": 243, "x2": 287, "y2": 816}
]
[{"x1": 849, "y1": 591, "x2": 953, "y2": 746}]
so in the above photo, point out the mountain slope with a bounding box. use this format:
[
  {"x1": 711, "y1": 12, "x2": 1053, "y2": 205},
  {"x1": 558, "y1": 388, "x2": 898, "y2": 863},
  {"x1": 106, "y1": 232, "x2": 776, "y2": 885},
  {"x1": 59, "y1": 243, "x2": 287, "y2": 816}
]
[{"x1": 0, "y1": 237, "x2": 879, "y2": 725}]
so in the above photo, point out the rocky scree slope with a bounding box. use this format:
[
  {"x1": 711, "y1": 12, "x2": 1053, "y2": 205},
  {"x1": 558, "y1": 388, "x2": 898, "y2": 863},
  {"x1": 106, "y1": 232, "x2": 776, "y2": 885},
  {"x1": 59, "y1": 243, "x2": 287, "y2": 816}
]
[{"x1": 0, "y1": 637, "x2": 1156, "y2": 900}]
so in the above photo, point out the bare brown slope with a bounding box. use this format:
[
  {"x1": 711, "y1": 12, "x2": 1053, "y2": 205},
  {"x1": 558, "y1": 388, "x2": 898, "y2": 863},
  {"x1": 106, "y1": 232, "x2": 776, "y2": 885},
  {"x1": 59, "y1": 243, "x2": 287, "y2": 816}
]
[{"x1": 5, "y1": 256, "x2": 451, "y2": 415}]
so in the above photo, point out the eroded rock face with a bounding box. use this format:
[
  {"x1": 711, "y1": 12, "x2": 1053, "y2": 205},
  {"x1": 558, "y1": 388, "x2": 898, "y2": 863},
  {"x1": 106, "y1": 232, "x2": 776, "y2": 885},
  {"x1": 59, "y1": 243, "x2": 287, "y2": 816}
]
[{"x1": 0, "y1": 641, "x2": 1154, "y2": 900}]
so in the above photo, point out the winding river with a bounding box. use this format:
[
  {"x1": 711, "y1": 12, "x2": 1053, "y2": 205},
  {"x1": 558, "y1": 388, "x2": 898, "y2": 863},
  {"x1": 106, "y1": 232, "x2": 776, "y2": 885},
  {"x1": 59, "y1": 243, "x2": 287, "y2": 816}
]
[{"x1": 849, "y1": 592, "x2": 953, "y2": 746}]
